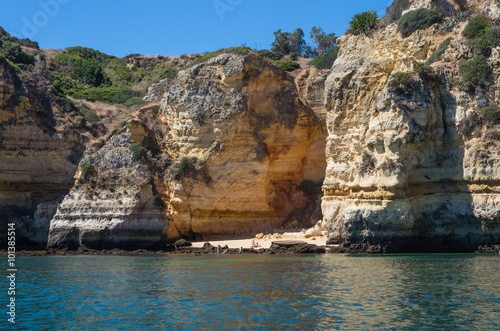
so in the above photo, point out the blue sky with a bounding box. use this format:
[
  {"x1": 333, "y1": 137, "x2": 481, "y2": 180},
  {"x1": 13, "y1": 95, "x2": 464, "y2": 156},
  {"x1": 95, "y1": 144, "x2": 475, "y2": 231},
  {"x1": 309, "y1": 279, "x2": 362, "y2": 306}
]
[{"x1": 0, "y1": 0, "x2": 393, "y2": 57}]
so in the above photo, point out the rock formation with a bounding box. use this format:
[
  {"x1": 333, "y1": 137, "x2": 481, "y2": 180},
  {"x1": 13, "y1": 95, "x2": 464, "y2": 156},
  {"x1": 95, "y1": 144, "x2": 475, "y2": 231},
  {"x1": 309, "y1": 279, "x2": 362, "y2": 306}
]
[
  {"x1": 322, "y1": 0, "x2": 500, "y2": 252},
  {"x1": 0, "y1": 58, "x2": 83, "y2": 248},
  {"x1": 47, "y1": 52, "x2": 327, "y2": 246},
  {"x1": 3, "y1": 0, "x2": 500, "y2": 252},
  {"x1": 160, "y1": 53, "x2": 326, "y2": 240},
  {"x1": 47, "y1": 133, "x2": 169, "y2": 249}
]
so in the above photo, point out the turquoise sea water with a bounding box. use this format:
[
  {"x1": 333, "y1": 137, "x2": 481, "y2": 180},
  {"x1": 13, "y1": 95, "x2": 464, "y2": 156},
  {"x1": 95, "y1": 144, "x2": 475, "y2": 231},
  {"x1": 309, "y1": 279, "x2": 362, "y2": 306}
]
[{"x1": 4, "y1": 254, "x2": 500, "y2": 330}]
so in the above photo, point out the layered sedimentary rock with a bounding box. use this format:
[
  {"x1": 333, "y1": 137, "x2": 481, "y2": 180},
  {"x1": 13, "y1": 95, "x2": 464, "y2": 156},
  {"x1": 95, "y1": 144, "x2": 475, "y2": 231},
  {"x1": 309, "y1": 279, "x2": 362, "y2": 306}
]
[
  {"x1": 47, "y1": 52, "x2": 327, "y2": 246},
  {"x1": 0, "y1": 58, "x2": 83, "y2": 247},
  {"x1": 322, "y1": 0, "x2": 500, "y2": 252},
  {"x1": 47, "y1": 134, "x2": 169, "y2": 249},
  {"x1": 296, "y1": 67, "x2": 331, "y2": 122},
  {"x1": 161, "y1": 53, "x2": 326, "y2": 240}
]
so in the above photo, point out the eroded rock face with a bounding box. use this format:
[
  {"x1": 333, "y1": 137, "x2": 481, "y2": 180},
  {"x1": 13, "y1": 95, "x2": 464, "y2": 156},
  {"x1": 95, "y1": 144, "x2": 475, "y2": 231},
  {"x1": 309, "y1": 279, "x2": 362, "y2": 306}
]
[
  {"x1": 0, "y1": 59, "x2": 83, "y2": 247},
  {"x1": 47, "y1": 134, "x2": 169, "y2": 249},
  {"x1": 322, "y1": 0, "x2": 500, "y2": 252},
  {"x1": 296, "y1": 67, "x2": 330, "y2": 122},
  {"x1": 161, "y1": 53, "x2": 326, "y2": 240}
]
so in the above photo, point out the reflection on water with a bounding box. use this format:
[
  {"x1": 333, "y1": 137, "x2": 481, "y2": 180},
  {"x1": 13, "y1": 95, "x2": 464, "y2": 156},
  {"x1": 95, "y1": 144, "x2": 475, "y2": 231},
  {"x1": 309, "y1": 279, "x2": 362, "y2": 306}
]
[{"x1": 11, "y1": 254, "x2": 500, "y2": 330}]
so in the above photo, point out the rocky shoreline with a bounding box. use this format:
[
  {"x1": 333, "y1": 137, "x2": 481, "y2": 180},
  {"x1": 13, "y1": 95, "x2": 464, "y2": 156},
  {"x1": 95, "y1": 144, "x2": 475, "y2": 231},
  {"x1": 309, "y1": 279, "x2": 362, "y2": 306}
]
[{"x1": 3, "y1": 242, "x2": 498, "y2": 256}]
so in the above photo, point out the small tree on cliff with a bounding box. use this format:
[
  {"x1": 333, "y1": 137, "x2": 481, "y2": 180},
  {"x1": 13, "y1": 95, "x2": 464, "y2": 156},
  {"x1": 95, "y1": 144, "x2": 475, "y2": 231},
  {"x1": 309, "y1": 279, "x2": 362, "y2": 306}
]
[
  {"x1": 271, "y1": 28, "x2": 307, "y2": 56},
  {"x1": 310, "y1": 26, "x2": 337, "y2": 56}
]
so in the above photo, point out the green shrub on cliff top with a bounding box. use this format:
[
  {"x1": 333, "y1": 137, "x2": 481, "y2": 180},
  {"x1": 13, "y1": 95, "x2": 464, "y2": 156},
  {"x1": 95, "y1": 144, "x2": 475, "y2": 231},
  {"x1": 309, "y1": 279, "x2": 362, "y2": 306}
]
[
  {"x1": 480, "y1": 105, "x2": 500, "y2": 126},
  {"x1": 1, "y1": 40, "x2": 35, "y2": 65},
  {"x1": 171, "y1": 157, "x2": 195, "y2": 179},
  {"x1": 272, "y1": 60, "x2": 300, "y2": 71},
  {"x1": 462, "y1": 15, "x2": 491, "y2": 39},
  {"x1": 55, "y1": 52, "x2": 111, "y2": 87},
  {"x1": 78, "y1": 104, "x2": 100, "y2": 124},
  {"x1": 348, "y1": 10, "x2": 379, "y2": 35},
  {"x1": 129, "y1": 142, "x2": 147, "y2": 161},
  {"x1": 81, "y1": 161, "x2": 97, "y2": 180},
  {"x1": 459, "y1": 56, "x2": 493, "y2": 86},
  {"x1": 307, "y1": 46, "x2": 339, "y2": 69},
  {"x1": 397, "y1": 8, "x2": 443, "y2": 38},
  {"x1": 472, "y1": 26, "x2": 500, "y2": 57},
  {"x1": 387, "y1": 72, "x2": 418, "y2": 95},
  {"x1": 413, "y1": 61, "x2": 440, "y2": 82},
  {"x1": 258, "y1": 49, "x2": 284, "y2": 60},
  {"x1": 426, "y1": 37, "x2": 452, "y2": 64}
]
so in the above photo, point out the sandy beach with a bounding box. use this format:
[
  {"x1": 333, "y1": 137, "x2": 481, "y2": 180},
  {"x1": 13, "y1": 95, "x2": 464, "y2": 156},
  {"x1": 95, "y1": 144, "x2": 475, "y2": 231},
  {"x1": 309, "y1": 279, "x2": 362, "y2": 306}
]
[{"x1": 192, "y1": 232, "x2": 328, "y2": 249}]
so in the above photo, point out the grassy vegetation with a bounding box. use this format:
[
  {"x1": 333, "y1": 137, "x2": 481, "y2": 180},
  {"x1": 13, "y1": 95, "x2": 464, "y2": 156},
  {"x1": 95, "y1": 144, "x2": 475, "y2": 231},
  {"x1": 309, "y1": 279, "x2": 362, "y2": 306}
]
[
  {"x1": 472, "y1": 26, "x2": 500, "y2": 57},
  {"x1": 78, "y1": 105, "x2": 100, "y2": 123},
  {"x1": 69, "y1": 87, "x2": 145, "y2": 104},
  {"x1": 49, "y1": 44, "x2": 185, "y2": 107},
  {"x1": 171, "y1": 157, "x2": 195, "y2": 179},
  {"x1": 0, "y1": 40, "x2": 35, "y2": 66},
  {"x1": 81, "y1": 161, "x2": 97, "y2": 180},
  {"x1": 480, "y1": 105, "x2": 500, "y2": 126},
  {"x1": 462, "y1": 15, "x2": 491, "y2": 39},
  {"x1": 460, "y1": 56, "x2": 493, "y2": 86},
  {"x1": 129, "y1": 142, "x2": 147, "y2": 161},
  {"x1": 0, "y1": 28, "x2": 40, "y2": 75},
  {"x1": 413, "y1": 61, "x2": 440, "y2": 82},
  {"x1": 307, "y1": 46, "x2": 339, "y2": 69},
  {"x1": 457, "y1": 15, "x2": 500, "y2": 90},
  {"x1": 426, "y1": 37, "x2": 452, "y2": 64},
  {"x1": 55, "y1": 95, "x2": 100, "y2": 128},
  {"x1": 183, "y1": 47, "x2": 250, "y2": 70},
  {"x1": 55, "y1": 51, "x2": 111, "y2": 87},
  {"x1": 397, "y1": 8, "x2": 443, "y2": 38},
  {"x1": 387, "y1": 72, "x2": 418, "y2": 95},
  {"x1": 348, "y1": 10, "x2": 379, "y2": 35},
  {"x1": 123, "y1": 97, "x2": 147, "y2": 107},
  {"x1": 272, "y1": 60, "x2": 301, "y2": 71},
  {"x1": 258, "y1": 49, "x2": 284, "y2": 60}
]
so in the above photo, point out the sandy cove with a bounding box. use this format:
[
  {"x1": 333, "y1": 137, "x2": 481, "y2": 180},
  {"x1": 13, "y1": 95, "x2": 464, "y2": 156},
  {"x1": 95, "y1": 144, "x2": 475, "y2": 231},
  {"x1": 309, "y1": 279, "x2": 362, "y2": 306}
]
[{"x1": 192, "y1": 232, "x2": 328, "y2": 249}]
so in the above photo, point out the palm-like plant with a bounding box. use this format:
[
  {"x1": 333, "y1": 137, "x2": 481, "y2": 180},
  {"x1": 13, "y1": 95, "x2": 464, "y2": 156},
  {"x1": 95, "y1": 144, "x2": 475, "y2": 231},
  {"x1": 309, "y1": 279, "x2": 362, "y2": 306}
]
[{"x1": 348, "y1": 10, "x2": 379, "y2": 35}]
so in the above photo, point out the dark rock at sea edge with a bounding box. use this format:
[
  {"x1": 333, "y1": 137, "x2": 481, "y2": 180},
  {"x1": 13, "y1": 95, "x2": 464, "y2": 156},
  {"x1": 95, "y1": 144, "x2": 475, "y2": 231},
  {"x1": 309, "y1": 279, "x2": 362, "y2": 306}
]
[
  {"x1": 342, "y1": 235, "x2": 500, "y2": 254},
  {"x1": 174, "y1": 239, "x2": 192, "y2": 247},
  {"x1": 270, "y1": 240, "x2": 326, "y2": 254}
]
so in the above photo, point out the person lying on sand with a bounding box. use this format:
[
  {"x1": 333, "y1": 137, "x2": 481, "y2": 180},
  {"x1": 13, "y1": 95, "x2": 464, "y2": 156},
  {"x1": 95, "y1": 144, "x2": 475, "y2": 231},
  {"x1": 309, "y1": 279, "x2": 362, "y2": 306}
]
[{"x1": 251, "y1": 240, "x2": 261, "y2": 248}]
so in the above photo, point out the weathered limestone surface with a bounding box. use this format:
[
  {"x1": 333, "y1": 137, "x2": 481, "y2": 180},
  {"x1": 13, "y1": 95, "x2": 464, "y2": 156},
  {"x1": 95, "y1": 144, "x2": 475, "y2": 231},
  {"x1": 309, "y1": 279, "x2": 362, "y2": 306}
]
[
  {"x1": 161, "y1": 53, "x2": 326, "y2": 240},
  {"x1": 47, "y1": 134, "x2": 169, "y2": 249},
  {"x1": 39, "y1": 52, "x2": 328, "y2": 249},
  {"x1": 296, "y1": 67, "x2": 331, "y2": 122},
  {"x1": 0, "y1": 59, "x2": 83, "y2": 247},
  {"x1": 322, "y1": 0, "x2": 500, "y2": 252}
]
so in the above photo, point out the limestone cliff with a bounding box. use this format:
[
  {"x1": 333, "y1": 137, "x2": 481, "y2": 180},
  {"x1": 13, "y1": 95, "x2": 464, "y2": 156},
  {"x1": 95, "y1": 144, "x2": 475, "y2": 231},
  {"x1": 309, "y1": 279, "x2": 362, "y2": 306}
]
[
  {"x1": 46, "y1": 52, "x2": 327, "y2": 247},
  {"x1": 322, "y1": 0, "x2": 500, "y2": 252},
  {"x1": 0, "y1": 58, "x2": 84, "y2": 248},
  {"x1": 161, "y1": 53, "x2": 326, "y2": 240},
  {"x1": 8, "y1": 0, "x2": 500, "y2": 252},
  {"x1": 47, "y1": 133, "x2": 169, "y2": 249}
]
